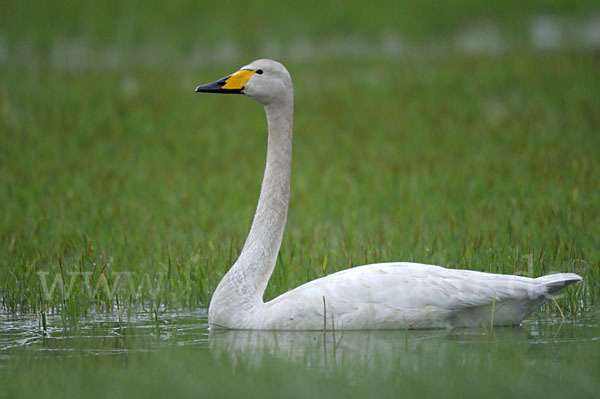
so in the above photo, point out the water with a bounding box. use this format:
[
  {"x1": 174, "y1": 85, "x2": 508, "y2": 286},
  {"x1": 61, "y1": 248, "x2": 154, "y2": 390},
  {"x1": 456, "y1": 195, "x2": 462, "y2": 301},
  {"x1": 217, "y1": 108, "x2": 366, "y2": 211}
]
[
  {"x1": 1, "y1": 309, "x2": 598, "y2": 398},
  {"x1": 0, "y1": 309, "x2": 209, "y2": 360},
  {"x1": 1, "y1": 308, "x2": 598, "y2": 368}
]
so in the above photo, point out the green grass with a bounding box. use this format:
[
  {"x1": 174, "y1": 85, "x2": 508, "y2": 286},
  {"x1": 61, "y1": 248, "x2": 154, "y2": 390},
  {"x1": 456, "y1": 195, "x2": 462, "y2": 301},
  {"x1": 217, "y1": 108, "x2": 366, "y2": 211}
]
[
  {"x1": 2, "y1": 53, "x2": 598, "y2": 316},
  {"x1": 1, "y1": 0, "x2": 599, "y2": 316},
  {"x1": 2, "y1": 1, "x2": 600, "y2": 397},
  {"x1": 2, "y1": 0, "x2": 599, "y2": 48}
]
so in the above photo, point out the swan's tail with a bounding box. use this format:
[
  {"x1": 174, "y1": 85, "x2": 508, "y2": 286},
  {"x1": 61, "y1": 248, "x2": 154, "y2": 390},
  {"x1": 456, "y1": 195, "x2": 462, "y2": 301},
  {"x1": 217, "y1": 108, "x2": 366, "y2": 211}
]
[{"x1": 535, "y1": 273, "x2": 582, "y2": 296}]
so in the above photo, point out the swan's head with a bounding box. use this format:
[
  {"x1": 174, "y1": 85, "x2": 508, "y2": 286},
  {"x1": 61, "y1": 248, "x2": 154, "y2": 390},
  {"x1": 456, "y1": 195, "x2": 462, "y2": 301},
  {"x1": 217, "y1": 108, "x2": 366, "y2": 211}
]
[{"x1": 195, "y1": 59, "x2": 293, "y2": 105}]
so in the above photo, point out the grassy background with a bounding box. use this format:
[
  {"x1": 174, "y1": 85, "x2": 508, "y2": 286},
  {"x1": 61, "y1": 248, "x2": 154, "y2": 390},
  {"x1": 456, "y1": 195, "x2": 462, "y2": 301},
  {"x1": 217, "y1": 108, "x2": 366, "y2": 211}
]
[
  {"x1": 1, "y1": 0, "x2": 599, "y2": 317},
  {"x1": 1, "y1": 1, "x2": 600, "y2": 397},
  {"x1": 2, "y1": 0, "x2": 599, "y2": 46}
]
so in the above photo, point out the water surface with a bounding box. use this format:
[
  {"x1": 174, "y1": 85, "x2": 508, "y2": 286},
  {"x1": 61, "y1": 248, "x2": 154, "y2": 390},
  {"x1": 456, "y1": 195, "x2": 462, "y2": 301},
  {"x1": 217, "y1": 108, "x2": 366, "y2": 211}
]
[{"x1": 1, "y1": 308, "x2": 598, "y2": 368}]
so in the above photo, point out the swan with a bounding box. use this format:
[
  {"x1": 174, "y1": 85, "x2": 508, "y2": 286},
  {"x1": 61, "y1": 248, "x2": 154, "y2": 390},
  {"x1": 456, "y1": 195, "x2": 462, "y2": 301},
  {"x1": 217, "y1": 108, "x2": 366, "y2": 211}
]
[{"x1": 195, "y1": 59, "x2": 582, "y2": 330}]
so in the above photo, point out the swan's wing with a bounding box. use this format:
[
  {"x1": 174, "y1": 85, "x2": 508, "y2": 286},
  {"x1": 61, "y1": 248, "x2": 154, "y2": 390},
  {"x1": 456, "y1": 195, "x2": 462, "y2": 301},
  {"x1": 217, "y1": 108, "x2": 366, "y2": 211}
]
[
  {"x1": 265, "y1": 262, "x2": 579, "y2": 329},
  {"x1": 280, "y1": 262, "x2": 537, "y2": 308}
]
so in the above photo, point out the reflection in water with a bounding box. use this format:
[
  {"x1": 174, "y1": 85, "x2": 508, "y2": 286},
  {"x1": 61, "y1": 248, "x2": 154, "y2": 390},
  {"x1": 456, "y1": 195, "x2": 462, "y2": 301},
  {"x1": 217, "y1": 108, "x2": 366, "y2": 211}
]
[
  {"x1": 1, "y1": 308, "x2": 598, "y2": 371},
  {"x1": 208, "y1": 327, "x2": 531, "y2": 370}
]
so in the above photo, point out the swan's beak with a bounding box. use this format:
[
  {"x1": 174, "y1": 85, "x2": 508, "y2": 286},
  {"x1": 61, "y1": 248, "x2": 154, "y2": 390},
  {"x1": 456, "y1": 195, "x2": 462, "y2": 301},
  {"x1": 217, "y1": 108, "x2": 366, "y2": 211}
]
[{"x1": 195, "y1": 69, "x2": 257, "y2": 94}]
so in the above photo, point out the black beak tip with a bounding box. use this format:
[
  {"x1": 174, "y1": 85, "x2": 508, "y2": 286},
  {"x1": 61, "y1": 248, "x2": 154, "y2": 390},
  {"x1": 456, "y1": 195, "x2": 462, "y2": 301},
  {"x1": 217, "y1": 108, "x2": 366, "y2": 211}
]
[
  {"x1": 195, "y1": 83, "x2": 214, "y2": 93},
  {"x1": 194, "y1": 79, "x2": 241, "y2": 94}
]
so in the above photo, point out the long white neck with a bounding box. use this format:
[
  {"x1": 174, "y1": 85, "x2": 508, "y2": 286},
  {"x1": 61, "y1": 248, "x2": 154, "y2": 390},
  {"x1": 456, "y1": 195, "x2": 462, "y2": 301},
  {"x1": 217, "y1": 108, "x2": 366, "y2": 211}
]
[{"x1": 209, "y1": 99, "x2": 293, "y2": 323}]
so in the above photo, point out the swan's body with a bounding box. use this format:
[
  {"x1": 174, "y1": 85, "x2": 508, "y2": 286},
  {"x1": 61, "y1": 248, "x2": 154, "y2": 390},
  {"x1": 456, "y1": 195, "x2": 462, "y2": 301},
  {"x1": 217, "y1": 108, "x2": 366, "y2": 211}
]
[{"x1": 195, "y1": 59, "x2": 581, "y2": 330}]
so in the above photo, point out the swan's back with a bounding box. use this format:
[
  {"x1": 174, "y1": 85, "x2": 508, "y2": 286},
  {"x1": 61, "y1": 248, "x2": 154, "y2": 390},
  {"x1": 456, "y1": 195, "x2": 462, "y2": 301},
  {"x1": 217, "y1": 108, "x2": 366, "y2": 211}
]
[{"x1": 257, "y1": 263, "x2": 581, "y2": 330}]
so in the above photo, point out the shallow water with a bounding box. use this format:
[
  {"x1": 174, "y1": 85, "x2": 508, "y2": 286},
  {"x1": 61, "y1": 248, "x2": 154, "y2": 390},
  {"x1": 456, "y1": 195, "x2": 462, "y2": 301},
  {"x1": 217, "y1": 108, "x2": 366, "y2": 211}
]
[
  {"x1": 0, "y1": 309, "x2": 209, "y2": 361},
  {"x1": 1, "y1": 308, "x2": 598, "y2": 369},
  {"x1": 1, "y1": 309, "x2": 598, "y2": 398}
]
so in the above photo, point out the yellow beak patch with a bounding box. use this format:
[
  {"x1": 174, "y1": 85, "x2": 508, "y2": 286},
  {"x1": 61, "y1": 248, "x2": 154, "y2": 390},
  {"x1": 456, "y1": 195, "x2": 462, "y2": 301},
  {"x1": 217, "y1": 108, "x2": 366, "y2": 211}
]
[{"x1": 222, "y1": 69, "x2": 257, "y2": 91}]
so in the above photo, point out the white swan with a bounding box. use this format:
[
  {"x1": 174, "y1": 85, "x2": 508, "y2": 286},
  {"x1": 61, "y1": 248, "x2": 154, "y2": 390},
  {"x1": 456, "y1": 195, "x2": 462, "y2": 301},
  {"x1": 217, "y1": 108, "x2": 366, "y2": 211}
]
[{"x1": 195, "y1": 59, "x2": 582, "y2": 330}]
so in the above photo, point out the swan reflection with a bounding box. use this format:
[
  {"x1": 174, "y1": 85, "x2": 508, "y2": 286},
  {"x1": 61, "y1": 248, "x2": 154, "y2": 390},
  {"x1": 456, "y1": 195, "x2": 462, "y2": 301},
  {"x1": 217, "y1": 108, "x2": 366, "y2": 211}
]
[{"x1": 208, "y1": 327, "x2": 529, "y2": 368}]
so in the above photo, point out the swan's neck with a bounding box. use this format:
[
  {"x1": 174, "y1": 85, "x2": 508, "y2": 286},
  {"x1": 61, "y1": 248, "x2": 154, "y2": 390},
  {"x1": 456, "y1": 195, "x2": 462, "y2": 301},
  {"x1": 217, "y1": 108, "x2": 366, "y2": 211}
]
[{"x1": 210, "y1": 100, "x2": 293, "y2": 319}]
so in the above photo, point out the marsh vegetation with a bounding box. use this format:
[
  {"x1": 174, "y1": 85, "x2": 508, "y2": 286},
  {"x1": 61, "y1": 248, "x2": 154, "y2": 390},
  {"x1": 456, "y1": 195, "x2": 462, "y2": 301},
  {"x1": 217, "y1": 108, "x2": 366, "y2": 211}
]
[{"x1": 1, "y1": 0, "x2": 599, "y2": 397}]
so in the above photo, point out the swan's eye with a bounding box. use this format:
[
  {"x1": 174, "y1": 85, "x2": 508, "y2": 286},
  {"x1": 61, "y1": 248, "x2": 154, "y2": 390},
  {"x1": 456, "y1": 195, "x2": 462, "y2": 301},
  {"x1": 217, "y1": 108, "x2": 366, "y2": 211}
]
[{"x1": 256, "y1": 69, "x2": 263, "y2": 75}]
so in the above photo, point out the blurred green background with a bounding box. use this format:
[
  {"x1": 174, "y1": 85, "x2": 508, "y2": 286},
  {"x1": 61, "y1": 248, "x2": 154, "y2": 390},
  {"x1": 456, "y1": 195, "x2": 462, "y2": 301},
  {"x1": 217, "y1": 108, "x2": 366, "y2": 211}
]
[
  {"x1": 1, "y1": 1, "x2": 600, "y2": 398},
  {"x1": 2, "y1": 0, "x2": 600, "y2": 50},
  {"x1": 1, "y1": 0, "x2": 599, "y2": 314}
]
